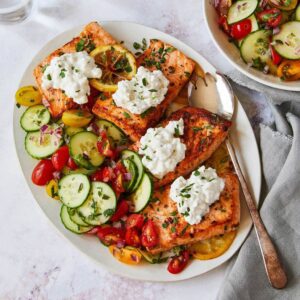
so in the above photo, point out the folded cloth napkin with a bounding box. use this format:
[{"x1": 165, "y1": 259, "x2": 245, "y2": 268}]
[{"x1": 217, "y1": 81, "x2": 300, "y2": 300}]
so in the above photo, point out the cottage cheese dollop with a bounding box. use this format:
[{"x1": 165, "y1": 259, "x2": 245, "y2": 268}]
[
  {"x1": 42, "y1": 51, "x2": 102, "y2": 104},
  {"x1": 170, "y1": 166, "x2": 225, "y2": 225},
  {"x1": 112, "y1": 66, "x2": 169, "y2": 114},
  {"x1": 138, "y1": 118, "x2": 186, "y2": 179}
]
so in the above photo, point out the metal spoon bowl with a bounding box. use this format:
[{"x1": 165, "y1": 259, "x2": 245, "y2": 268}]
[{"x1": 188, "y1": 72, "x2": 288, "y2": 289}]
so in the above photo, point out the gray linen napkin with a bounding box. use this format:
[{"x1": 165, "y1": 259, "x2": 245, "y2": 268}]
[
  {"x1": 227, "y1": 70, "x2": 299, "y2": 105},
  {"x1": 217, "y1": 84, "x2": 300, "y2": 299}
]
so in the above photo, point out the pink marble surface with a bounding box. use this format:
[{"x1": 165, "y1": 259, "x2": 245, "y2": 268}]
[{"x1": 0, "y1": 0, "x2": 273, "y2": 299}]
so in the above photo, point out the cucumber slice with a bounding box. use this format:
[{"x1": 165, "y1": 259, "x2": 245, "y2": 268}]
[
  {"x1": 58, "y1": 174, "x2": 91, "y2": 208},
  {"x1": 240, "y1": 29, "x2": 272, "y2": 68},
  {"x1": 60, "y1": 205, "x2": 92, "y2": 234},
  {"x1": 62, "y1": 166, "x2": 95, "y2": 176},
  {"x1": 121, "y1": 150, "x2": 144, "y2": 192},
  {"x1": 227, "y1": 0, "x2": 258, "y2": 25},
  {"x1": 69, "y1": 131, "x2": 105, "y2": 170},
  {"x1": 238, "y1": 14, "x2": 259, "y2": 47},
  {"x1": 25, "y1": 124, "x2": 63, "y2": 159},
  {"x1": 138, "y1": 249, "x2": 166, "y2": 264},
  {"x1": 273, "y1": 21, "x2": 300, "y2": 59},
  {"x1": 95, "y1": 119, "x2": 127, "y2": 147},
  {"x1": 296, "y1": 5, "x2": 300, "y2": 21},
  {"x1": 122, "y1": 158, "x2": 138, "y2": 192},
  {"x1": 77, "y1": 182, "x2": 117, "y2": 226},
  {"x1": 20, "y1": 105, "x2": 50, "y2": 132},
  {"x1": 67, "y1": 207, "x2": 89, "y2": 226},
  {"x1": 128, "y1": 173, "x2": 153, "y2": 213},
  {"x1": 64, "y1": 126, "x2": 84, "y2": 139}
]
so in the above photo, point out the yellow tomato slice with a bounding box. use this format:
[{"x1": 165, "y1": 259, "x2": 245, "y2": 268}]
[
  {"x1": 45, "y1": 179, "x2": 59, "y2": 200},
  {"x1": 62, "y1": 109, "x2": 93, "y2": 127},
  {"x1": 90, "y1": 44, "x2": 137, "y2": 92},
  {"x1": 189, "y1": 231, "x2": 237, "y2": 260},
  {"x1": 109, "y1": 245, "x2": 142, "y2": 265},
  {"x1": 15, "y1": 86, "x2": 42, "y2": 107},
  {"x1": 268, "y1": 0, "x2": 298, "y2": 11},
  {"x1": 277, "y1": 60, "x2": 300, "y2": 81}
]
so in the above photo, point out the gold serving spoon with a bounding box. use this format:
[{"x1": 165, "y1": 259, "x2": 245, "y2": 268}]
[{"x1": 186, "y1": 70, "x2": 288, "y2": 289}]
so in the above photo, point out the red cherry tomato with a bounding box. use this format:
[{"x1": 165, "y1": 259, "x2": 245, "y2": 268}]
[
  {"x1": 90, "y1": 167, "x2": 114, "y2": 182},
  {"x1": 257, "y1": 8, "x2": 282, "y2": 27},
  {"x1": 230, "y1": 19, "x2": 252, "y2": 40},
  {"x1": 218, "y1": 15, "x2": 231, "y2": 35},
  {"x1": 111, "y1": 174, "x2": 125, "y2": 197},
  {"x1": 51, "y1": 145, "x2": 70, "y2": 171},
  {"x1": 126, "y1": 214, "x2": 144, "y2": 230},
  {"x1": 97, "y1": 226, "x2": 125, "y2": 246},
  {"x1": 110, "y1": 200, "x2": 129, "y2": 222},
  {"x1": 32, "y1": 159, "x2": 55, "y2": 186},
  {"x1": 167, "y1": 250, "x2": 190, "y2": 274},
  {"x1": 67, "y1": 157, "x2": 78, "y2": 170},
  {"x1": 270, "y1": 45, "x2": 282, "y2": 65},
  {"x1": 141, "y1": 220, "x2": 159, "y2": 248},
  {"x1": 125, "y1": 227, "x2": 141, "y2": 247}
]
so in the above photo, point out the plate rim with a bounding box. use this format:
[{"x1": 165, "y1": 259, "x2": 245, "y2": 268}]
[
  {"x1": 202, "y1": 1, "x2": 300, "y2": 92},
  {"x1": 13, "y1": 20, "x2": 261, "y2": 282}
]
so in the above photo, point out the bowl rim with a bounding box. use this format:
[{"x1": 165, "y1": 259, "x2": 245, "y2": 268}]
[{"x1": 202, "y1": 1, "x2": 300, "y2": 92}]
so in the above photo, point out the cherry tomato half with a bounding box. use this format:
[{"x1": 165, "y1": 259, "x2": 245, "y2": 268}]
[
  {"x1": 32, "y1": 159, "x2": 55, "y2": 186},
  {"x1": 90, "y1": 167, "x2": 114, "y2": 182},
  {"x1": 51, "y1": 145, "x2": 70, "y2": 171},
  {"x1": 141, "y1": 220, "x2": 159, "y2": 248},
  {"x1": 230, "y1": 19, "x2": 252, "y2": 40},
  {"x1": 126, "y1": 214, "x2": 144, "y2": 230},
  {"x1": 270, "y1": 45, "x2": 282, "y2": 65},
  {"x1": 167, "y1": 250, "x2": 190, "y2": 274},
  {"x1": 97, "y1": 226, "x2": 125, "y2": 246},
  {"x1": 125, "y1": 227, "x2": 141, "y2": 247},
  {"x1": 110, "y1": 200, "x2": 129, "y2": 222},
  {"x1": 218, "y1": 15, "x2": 231, "y2": 35},
  {"x1": 277, "y1": 60, "x2": 300, "y2": 81},
  {"x1": 67, "y1": 157, "x2": 78, "y2": 170},
  {"x1": 257, "y1": 8, "x2": 282, "y2": 27}
]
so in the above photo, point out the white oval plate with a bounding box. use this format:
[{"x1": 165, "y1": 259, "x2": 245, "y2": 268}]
[
  {"x1": 203, "y1": 1, "x2": 300, "y2": 92},
  {"x1": 13, "y1": 21, "x2": 261, "y2": 282}
]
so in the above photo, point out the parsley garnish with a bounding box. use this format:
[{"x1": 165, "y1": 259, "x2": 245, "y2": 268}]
[
  {"x1": 103, "y1": 209, "x2": 115, "y2": 217},
  {"x1": 47, "y1": 74, "x2": 52, "y2": 81},
  {"x1": 76, "y1": 39, "x2": 85, "y2": 52},
  {"x1": 123, "y1": 112, "x2": 131, "y2": 119},
  {"x1": 142, "y1": 78, "x2": 148, "y2": 86}
]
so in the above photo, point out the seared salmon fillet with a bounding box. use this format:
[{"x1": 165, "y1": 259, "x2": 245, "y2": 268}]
[
  {"x1": 131, "y1": 106, "x2": 231, "y2": 187},
  {"x1": 143, "y1": 173, "x2": 240, "y2": 254},
  {"x1": 92, "y1": 39, "x2": 195, "y2": 142},
  {"x1": 34, "y1": 22, "x2": 117, "y2": 118}
]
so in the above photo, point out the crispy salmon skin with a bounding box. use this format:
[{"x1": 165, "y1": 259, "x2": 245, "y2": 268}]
[
  {"x1": 92, "y1": 39, "x2": 195, "y2": 141},
  {"x1": 34, "y1": 22, "x2": 117, "y2": 118},
  {"x1": 131, "y1": 106, "x2": 231, "y2": 187},
  {"x1": 143, "y1": 173, "x2": 240, "y2": 254}
]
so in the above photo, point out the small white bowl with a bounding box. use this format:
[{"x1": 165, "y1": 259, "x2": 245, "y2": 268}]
[{"x1": 203, "y1": 1, "x2": 300, "y2": 91}]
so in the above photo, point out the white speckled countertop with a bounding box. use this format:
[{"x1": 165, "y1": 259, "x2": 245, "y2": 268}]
[{"x1": 0, "y1": 0, "x2": 273, "y2": 299}]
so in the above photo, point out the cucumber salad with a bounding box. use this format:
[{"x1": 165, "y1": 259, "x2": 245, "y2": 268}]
[
  {"x1": 215, "y1": 0, "x2": 300, "y2": 81},
  {"x1": 16, "y1": 84, "x2": 163, "y2": 265}
]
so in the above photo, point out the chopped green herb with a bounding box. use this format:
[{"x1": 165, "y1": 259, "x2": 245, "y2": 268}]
[
  {"x1": 76, "y1": 39, "x2": 85, "y2": 52},
  {"x1": 123, "y1": 112, "x2": 131, "y2": 119},
  {"x1": 142, "y1": 78, "x2": 148, "y2": 86},
  {"x1": 103, "y1": 209, "x2": 115, "y2": 217},
  {"x1": 47, "y1": 74, "x2": 52, "y2": 81}
]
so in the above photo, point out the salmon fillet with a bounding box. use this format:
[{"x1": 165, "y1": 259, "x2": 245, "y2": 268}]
[
  {"x1": 92, "y1": 39, "x2": 195, "y2": 142},
  {"x1": 131, "y1": 106, "x2": 232, "y2": 187},
  {"x1": 34, "y1": 22, "x2": 117, "y2": 118},
  {"x1": 143, "y1": 173, "x2": 240, "y2": 254}
]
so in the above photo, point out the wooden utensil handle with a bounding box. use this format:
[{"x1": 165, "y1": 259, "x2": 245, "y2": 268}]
[{"x1": 225, "y1": 139, "x2": 288, "y2": 289}]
